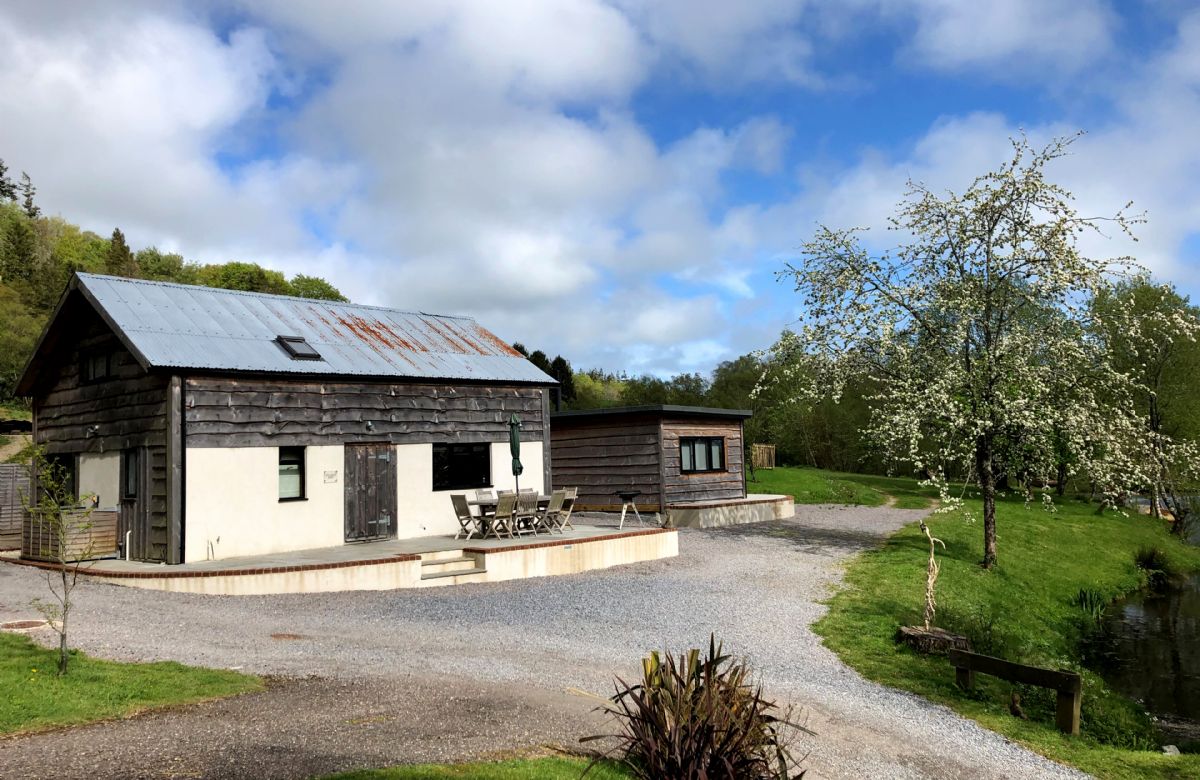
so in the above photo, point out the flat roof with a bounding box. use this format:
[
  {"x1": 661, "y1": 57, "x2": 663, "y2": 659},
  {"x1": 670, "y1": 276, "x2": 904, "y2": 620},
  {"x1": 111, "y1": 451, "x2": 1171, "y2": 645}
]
[{"x1": 551, "y1": 404, "x2": 752, "y2": 422}]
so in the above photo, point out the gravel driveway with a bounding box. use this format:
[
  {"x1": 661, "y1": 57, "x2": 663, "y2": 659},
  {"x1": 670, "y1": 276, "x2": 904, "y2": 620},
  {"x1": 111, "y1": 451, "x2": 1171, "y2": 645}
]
[{"x1": 0, "y1": 506, "x2": 1087, "y2": 779}]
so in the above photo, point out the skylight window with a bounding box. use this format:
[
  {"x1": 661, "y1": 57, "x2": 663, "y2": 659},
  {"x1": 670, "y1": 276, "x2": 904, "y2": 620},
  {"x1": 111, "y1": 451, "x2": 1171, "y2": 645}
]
[{"x1": 275, "y1": 335, "x2": 322, "y2": 361}]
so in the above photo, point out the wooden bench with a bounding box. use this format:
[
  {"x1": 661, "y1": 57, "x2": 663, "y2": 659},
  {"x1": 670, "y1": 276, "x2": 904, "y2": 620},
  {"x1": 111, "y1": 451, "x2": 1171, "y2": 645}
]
[{"x1": 948, "y1": 649, "x2": 1082, "y2": 735}]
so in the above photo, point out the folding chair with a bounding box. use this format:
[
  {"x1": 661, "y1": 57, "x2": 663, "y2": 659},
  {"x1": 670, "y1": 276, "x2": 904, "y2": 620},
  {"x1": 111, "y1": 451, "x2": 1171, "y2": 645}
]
[
  {"x1": 488, "y1": 493, "x2": 518, "y2": 539},
  {"x1": 541, "y1": 489, "x2": 567, "y2": 534},
  {"x1": 450, "y1": 494, "x2": 478, "y2": 540},
  {"x1": 559, "y1": 486, "x2": 578, "y2": 531},
  {"x1": 514, "y1": 490, "x2": 541, "y2": 535},
  {"x1": 474, "y1": 489, "x2": 496, "y2": 502}
]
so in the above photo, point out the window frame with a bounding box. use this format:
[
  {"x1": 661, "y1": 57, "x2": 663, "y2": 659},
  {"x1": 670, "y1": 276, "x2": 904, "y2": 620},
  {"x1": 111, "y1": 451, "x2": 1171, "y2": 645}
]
[
  {"x1": 121, "y1": 448, "x2": 139, "y2": 500},
  {"x1": 278, "y1": 446, "x2": 307, "y2": 502},
  {"x1": 432, "y1": 442, "x2": 493, "y2": 492},
  {"x1": 679, "y1": 436, "x2": 726, "y2": 474},
  {"x1": 79, "y1": 351, "x2": 112, "y2": 383}
]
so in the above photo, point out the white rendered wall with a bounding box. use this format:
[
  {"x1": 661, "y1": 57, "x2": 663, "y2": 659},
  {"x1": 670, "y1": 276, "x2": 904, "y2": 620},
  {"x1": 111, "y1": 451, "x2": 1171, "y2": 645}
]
[
  {"x1": 184, "y1": 445, "x2": 345, "y2": 562},
  {"x1": 77, "y1": 452, "x2": 120, "y2": 509},
  {"x1": 393, "y1": 441, "x2": 545, "y2": 538}
]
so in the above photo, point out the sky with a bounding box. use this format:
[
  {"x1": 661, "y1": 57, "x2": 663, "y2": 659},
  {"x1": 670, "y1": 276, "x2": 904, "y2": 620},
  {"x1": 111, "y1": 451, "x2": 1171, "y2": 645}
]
[{"x1": 1, "y1": 1, "x2": 1198, "y2": 377}]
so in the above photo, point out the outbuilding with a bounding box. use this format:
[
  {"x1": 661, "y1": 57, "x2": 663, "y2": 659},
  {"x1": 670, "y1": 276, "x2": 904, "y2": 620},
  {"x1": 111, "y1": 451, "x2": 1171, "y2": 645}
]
[
  {"x1": 16, "y1": 273, "x2": 557, "y2": 564},
  {"x1": 549, "y1": 405, "x2": 793, "y2": 527}
]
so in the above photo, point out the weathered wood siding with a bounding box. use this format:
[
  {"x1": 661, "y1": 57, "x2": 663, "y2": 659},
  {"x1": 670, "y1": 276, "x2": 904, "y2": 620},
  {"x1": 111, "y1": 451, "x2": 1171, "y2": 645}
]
[
  {"x1": 32, "y1": 304, "x2": 172, "y2": 561},
  {"x1": 183, "y1": 377, "x2": 547, "y2": 448},
  {"x1": 550, "y1": 416, "x2": 663, "y2": 511},
  {"x1": 661, "y1": 418, "x2": 745, "y2": 504}
]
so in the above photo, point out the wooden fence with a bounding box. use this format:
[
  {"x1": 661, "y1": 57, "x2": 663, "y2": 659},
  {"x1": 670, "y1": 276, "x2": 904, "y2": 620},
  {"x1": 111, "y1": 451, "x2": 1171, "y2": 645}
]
[
  {"x1": 22, "y1": 509, "x2": 119, "y2": 562},
  {"x1": 750, "y1": 443, "x2": 776, "y2": 470},
  {"x1": 0, "y1": 464, "x2": 28, "y2": 550}
]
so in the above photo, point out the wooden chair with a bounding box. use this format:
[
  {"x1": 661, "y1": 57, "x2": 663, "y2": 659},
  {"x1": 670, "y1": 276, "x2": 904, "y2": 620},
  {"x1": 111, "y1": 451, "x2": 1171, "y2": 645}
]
[
  {"x1": 489, "y1": 493, "x2": 518, "y2": 539},
  {"x1": 451, "y1": 494, "x2": 478, "y2": 540},
  {"x1": 559, "y1": 487, "x2": 578, "y2": 531},
  {"x1": 514, "y1": 491, "x2": 541, "y2": 535},
  {"x1": 474, "y1": 489, "x2": 496, "y2": 502},
  {"x1": 541, "y1": 489, "x2": 567, "y2": 534}
]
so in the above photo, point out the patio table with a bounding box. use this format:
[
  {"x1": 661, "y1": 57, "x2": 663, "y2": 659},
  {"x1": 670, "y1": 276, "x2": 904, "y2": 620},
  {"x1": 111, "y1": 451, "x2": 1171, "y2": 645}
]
[{"x1": 467, "y1": 495, "x2": 552, "y2": 538}]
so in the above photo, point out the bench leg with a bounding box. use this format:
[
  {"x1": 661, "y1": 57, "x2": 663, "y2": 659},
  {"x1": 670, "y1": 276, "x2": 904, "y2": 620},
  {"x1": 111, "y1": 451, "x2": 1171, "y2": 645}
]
[
  {"x1": 955, "y1": 667, "x2": 975, "y2": 690},
  {"x1": 1056, "y1": 687, "x2": 1081, "y2": 735}
]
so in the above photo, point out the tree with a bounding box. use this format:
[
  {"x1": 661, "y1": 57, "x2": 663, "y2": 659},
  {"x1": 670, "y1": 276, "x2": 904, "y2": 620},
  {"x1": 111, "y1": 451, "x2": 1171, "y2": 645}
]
[
  {"x1": 765, "y1": 134, "x2": 1167, "y2": 569},
  {"x1": 289, "y1": 274, "x2": 348, "y2": 301},
  {"x1": 105, "y1": 228, "x2": 136, "y2": 277},
  {"x1": 0, "y1": 158, "x2": 15, "y2": 201},
  {"x1": 20, "y1": 172, "x2": 39, "y2": 219},
  {"x1": 197, "y1": 261, "x2": 290, "y2": 295},
  {"x1": 0, "y1": 285, "x2": 42, "y2": 398},
  {"x1": 549, "y1": 355, "x2": 576, "y2": 402},
  {"x1": 25, "y1": 446, "x2": 96, "y2": 675}
]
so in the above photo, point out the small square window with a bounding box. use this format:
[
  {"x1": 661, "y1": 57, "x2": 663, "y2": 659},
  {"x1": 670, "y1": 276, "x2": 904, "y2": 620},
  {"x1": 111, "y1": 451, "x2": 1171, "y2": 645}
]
[
  {"x1": 275, "y1": 335, "x2": 322, "y2": 361},
  {"x1": 279, "y1": 446, "x2": 306, "y2": 500},
  {"x1": 432, "y1": 443, "x2": 491, "y2": 491},
  {"x1": 80, "y1": 351, "x2": 112, "y2": 382}
]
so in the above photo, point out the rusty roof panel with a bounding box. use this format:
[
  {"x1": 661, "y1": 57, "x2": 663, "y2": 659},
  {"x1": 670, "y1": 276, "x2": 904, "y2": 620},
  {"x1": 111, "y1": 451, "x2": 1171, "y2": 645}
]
[{"x1": 74, "y1": 273, "x2": 555, "y2": 385}]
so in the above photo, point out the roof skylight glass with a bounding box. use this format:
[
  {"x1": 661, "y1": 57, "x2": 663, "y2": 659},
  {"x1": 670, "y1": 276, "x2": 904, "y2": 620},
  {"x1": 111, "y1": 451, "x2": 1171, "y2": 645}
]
[{"x1": 275, "y1": 335, "x2": 322, "y2": 360}]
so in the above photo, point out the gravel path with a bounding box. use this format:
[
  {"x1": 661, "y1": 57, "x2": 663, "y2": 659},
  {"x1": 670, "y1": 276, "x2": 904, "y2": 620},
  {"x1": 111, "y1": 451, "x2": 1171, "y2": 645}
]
[{"x1": 0, "y1": 506, "x2": 1088, "y2": 779}]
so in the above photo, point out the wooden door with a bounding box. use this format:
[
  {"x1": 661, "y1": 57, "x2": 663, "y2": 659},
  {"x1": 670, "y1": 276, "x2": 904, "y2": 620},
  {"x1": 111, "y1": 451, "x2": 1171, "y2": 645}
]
[
  {"x1": 118, "y1": 447, "x2": 154, "y2": 560},
  {"x1": 344, "y1": 443, "x2": 397, "y2": 542}
]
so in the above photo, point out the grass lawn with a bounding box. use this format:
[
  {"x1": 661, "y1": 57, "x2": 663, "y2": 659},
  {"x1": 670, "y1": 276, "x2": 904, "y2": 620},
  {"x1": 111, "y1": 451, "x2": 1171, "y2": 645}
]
[
  {"x1": 327, "y1": 756, "x2": 629, "y2": 779},
  {"x1": 0, "y1": 632, "x2": 262, "y2": 735},
  {"x1": 812, "y1": 483, "x2": 1200, "y2": 780},
  {"x1": 748, "y1": 465, "x2": 939, "y2": 508}
]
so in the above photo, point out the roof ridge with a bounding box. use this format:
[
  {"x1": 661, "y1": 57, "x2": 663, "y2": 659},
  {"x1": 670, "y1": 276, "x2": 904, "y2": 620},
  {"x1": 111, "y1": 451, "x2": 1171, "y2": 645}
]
[{"x1": 75, "y1": 272, "x2": 477, "y2": 322}]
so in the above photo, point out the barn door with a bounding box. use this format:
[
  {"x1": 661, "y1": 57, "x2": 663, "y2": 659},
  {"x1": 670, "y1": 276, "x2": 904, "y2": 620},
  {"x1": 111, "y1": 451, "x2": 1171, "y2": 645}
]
[
  {"x1": 118, "y1": 447, "x2": 154, "y2": 560},
  {"x1": 344, "y1": 443, "x2": 397, "y2": 542}
]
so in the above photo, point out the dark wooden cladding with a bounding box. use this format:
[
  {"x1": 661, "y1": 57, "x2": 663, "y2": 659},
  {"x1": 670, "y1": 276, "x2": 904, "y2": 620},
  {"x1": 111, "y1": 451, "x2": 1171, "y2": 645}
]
[
  {"x1": 551, "y1": 412, "x2": 748, "y2": 511},
  {"x1": 184, "y1": 377, "x2": 547, "y2": 448},
  {"x1": 34, "y1": 310, "x2": 168, "y2": 454},
  {"x1": 661, "y1": 419, "x2": 745, "y2": 504},
  {"x1": 551, "y1": 416, "x2": 662, "y2": 511}
]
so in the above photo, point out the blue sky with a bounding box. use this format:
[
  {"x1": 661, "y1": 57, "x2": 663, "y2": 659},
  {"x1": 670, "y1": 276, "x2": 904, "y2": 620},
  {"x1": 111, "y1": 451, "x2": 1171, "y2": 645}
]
[{"x1": 1, "y1": 1, "x2": 1197, "y2": 377}]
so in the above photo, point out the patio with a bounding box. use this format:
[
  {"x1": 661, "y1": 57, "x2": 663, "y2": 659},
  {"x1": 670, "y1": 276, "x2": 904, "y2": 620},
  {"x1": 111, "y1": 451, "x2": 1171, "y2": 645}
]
[{"x1": 1, "y1": 518, "x2": 678, "y2": 596}]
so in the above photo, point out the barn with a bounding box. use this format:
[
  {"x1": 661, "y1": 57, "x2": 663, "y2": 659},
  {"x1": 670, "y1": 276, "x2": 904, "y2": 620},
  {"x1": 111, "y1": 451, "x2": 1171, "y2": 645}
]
[
  {"x1": 549, "y1": 405, "x2": 794, "y2": 527},
  {"x1": 16, "y1": 273, "x2": 558, "y2": 564}
]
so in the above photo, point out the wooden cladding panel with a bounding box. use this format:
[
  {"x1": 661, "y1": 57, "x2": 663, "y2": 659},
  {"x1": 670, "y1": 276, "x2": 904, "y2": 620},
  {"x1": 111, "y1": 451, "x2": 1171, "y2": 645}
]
[
  {"x1": 550, "y1": 419, "x2": 663, "y2": 510},
  {"x1": 34, "y1": 314, "x2": 168, "y2": 454},
  {"x1": 661, "y1": 418, "x2": 745, "y2": 504},
  {"x1": 183, "y1": 378, "x2": 547, "y2": 448}
]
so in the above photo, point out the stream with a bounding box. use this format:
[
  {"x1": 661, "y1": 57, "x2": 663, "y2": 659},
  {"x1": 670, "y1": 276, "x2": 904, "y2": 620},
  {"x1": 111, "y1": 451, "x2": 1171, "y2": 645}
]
[{"x1": 1082, "y1": 525, "x2": 1200, "y2": 743}]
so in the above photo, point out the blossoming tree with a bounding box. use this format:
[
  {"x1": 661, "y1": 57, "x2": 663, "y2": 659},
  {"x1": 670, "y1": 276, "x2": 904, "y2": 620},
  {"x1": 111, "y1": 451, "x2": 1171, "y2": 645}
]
[{"x1": 765, "y1": 134, "x2": 1198, "y2": 568}]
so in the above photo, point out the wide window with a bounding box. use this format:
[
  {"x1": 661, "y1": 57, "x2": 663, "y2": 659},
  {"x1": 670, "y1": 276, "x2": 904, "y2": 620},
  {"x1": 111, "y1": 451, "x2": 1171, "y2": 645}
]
[
  {"x1": 432, "y1": 443, "x2": 491, "y2": 491},
  {"x1": 680, "y1": 437, "x2": 725, "y2": 474},
  {"x1": 279, "y1": 446, "x2": 306, "y2": 500}
]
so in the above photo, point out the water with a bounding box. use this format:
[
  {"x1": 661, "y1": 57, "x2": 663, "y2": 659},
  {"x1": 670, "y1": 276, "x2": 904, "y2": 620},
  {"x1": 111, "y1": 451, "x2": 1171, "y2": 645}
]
[{"x1": 1083, "y1": 572, "x2": 1200, "y2": 739}]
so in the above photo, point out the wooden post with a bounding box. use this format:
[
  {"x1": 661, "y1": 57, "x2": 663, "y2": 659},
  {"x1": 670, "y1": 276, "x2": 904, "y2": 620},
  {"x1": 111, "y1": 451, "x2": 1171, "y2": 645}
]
[
  {"x1": 1055, "y1": 676, "x2": 1082, "y2": 736},
  {"x1": 955, "y1": 666, "x2": 975, "y2": 690}
]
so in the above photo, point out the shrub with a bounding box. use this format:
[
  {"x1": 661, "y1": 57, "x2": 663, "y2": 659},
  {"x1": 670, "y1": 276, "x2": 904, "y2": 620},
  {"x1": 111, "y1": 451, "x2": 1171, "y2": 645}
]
[
  {"x1": 585, "y1": 636, "x2": 809, "y2": 780},
  {"x1": 1133, "y1": 546, "x2": 1172, "y2": 590}
]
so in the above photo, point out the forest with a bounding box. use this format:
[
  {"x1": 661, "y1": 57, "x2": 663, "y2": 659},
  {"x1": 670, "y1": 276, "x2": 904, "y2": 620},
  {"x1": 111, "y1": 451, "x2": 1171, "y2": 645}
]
[{"x1": 0, "y1": 161, "x2": 346, "y2": 401}]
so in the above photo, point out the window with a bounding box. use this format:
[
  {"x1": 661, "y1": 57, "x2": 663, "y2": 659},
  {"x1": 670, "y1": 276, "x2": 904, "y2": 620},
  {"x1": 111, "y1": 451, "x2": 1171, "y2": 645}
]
[
  {"x1": 121, "y1": 449, "x2": 139, "y2": 499},
  {"x1": 80, "y1": 351, "x2": 112, "y2": 382},
  {"x1": 432, "y1": 443, "x2": 491, "y2": 491},
  {"x1": 279, "y1": 446, "x2": 306, "y2": 500},
  {"x1": 275, "y1": 335, "x2": 322, "y2": 361},
  {"x1": 680, "y1": 437, "x2": 725, "y2": 474}
]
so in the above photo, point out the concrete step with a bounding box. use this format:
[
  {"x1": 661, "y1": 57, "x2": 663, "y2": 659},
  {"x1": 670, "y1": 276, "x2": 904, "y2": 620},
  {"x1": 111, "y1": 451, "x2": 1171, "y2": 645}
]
[
  {"x1": 419, "y1": 556, "x2": 478, "y2": 574},
  {"x1": 419, "y1": 566, "x2": 487, "y2": 586},
  {"x1": 419, "y1": 549, "x2": 470, "y2": 563}
]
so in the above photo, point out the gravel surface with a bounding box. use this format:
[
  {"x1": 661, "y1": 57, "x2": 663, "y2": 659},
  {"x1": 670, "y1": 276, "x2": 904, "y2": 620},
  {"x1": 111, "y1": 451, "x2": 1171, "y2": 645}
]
[{"x1": 0, "y1": 506, "x2": 1089, "y2": 779}]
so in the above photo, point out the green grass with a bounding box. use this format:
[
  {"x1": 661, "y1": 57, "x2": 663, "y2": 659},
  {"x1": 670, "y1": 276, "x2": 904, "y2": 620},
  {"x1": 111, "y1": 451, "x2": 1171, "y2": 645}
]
[
  {"x1": 748, "y1": 465, "x2": 939, "y2": 508},
  {"x1": 813, "y1": 488, "x2": 1200, "y2": 779},
  {"x1": 0, "y1": 633, "x2": 262, "y2": 735},
  {"x1": 327, "y1": 756, "x2": 630, "y2": 779}
]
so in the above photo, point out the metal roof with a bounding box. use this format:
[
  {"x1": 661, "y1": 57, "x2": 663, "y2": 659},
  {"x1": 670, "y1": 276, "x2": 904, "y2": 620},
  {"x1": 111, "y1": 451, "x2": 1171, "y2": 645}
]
[
  {"x1": 62, "y1": 273, "x2": 556, "y2": 385},
  {"x1": 551, "y1": 405, "x2": 752, "y2": 421}
]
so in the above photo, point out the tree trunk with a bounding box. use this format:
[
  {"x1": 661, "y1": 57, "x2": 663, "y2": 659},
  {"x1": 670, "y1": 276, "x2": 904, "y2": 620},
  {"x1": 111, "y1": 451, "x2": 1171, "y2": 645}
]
[
  {"x1": 976, "y1": 437, "x2": 998, "y2": 569},
  {"x1": 57, "y1": 568, "x2": 69, "y2": 675},
  {"x1": 1055, "y1": 461, "x2": 1066, "y2": 497}
]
